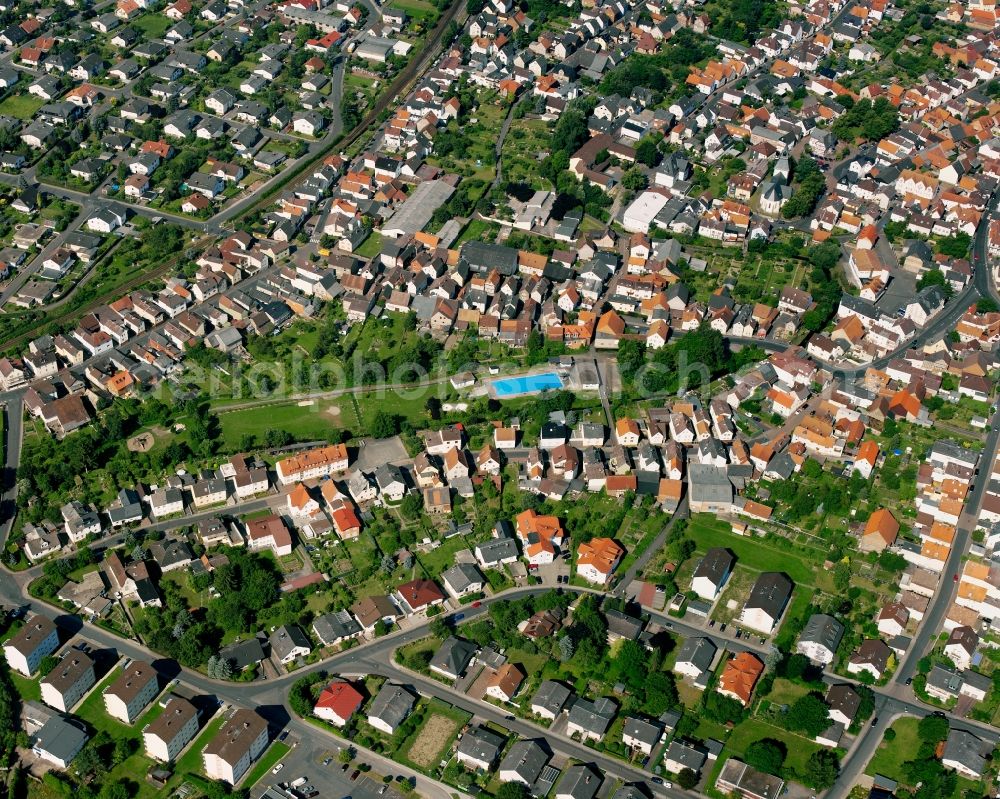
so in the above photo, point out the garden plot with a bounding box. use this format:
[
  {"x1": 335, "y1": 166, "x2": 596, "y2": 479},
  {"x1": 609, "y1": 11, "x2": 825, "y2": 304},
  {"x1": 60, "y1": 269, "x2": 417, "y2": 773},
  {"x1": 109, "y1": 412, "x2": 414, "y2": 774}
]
[{"x1": 406, "y1": 713, "x2": 462, "y2": 768}]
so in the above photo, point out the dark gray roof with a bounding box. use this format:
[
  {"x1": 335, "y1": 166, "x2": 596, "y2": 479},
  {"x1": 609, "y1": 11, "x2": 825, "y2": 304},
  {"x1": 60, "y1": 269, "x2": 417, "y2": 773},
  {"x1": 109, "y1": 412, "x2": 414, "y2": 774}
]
[
  {"x1": 605, "y1": 609, "x2": 643, "y2": 640},
  {"x1": 33, "y1": 715, "x2": 88, "y2": 762},
  {"x1": 269, "y1": 625, "x2": 311, "y2": 660},
  {"x1": 665, "y1": 740, "x2": 707, "y2": 772},
  {"x1": 313, "y1": 610, "x2": 362, "y2": 645},
  {"x1": 461, "y1": 241, "x2": 519, "y2": 276},
  {"x1": 532, "y1": 680, "x2": 572, "y2": 716},
  {"x1": 799, "y1": 613, "x2": 844, "y2": 652},
  {"x1": 825, "y1": 684, "x2": 860, "y2": 720},
  {"x1": 368, "y1": 683, "x2": 416, "y2": 728},
  {"x1": 476, "y1": 536, "x2": 519, "y2": 564},
  {"x1": 557, "y1": 763, "x2": 602, "y2": 799},
  {"x1": 943, "y1": 729, "x2": 988, "y2": 775},
  {"x1": 567, "y1": 696, "x2": 616, "y2": 734},
  {"x1": 926, "y1": 664, "x2": 962, "y2": 697},
  {"x1": 429, "y1": 636, "x2": 477, "y2": 678},
  {"x1": 456, "y1": 725, "x2": 506, "y2": 765},
  {"x1": 745, "y1": 572, "x2": 793, "y2": 618},
  {"x1": 441, "y1": 563, "x2": 484, "y2": 594},
  {"x1": 500, "y1": 739, "x2": 549, "y2": 783},
  {"x1": 623, "y1": 716, "x2": 662, "y2": 746},
  {"x1": 675, "y1": 636, "x2": 716, "y2": 671},
  {"x1": 219, "y1": 637, "x2": 265, "y2": 670},
  {"x1": 692, "y1": 548, "x2": 734, "y2": 587}
]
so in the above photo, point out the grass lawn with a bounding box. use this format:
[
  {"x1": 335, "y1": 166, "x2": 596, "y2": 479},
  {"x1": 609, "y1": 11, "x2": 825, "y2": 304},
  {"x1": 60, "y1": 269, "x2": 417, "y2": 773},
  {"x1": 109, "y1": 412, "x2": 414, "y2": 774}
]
[
  {"x1": 355, "y1": 232, "x2": 383, "y2": 259},
  {"x1": 502, "y1": 646, "x2": 549, "y2": 676},
  {"x1": 74, "y1": 666, "x2": 127, "y2": 736},
  {"x1": 687, "y1": 514, "x2": 817, "y2": 586},
  {"x1": 0, "y1": 93, "x2": 45, "y2": 120},
  {"x1": 725, "y1": 717, "x2": 826, "y2": 777},
  {"x1": 174, "y1": 713, "x2": 226, "y2": 777},
  {"x1": 218, "y1": 399, "x2": 354, "y2": 447},
  {"x1": 9, "y1": 671, "x2": 40, "y2": 702},
  {"x1": 415, "y1": 536, "x2": 471, "y2": 579},
  {"x1": 244, "y1": 741, "x2": 292, "y2": 787},
  {"x1": 388, "y1": 0, "x2": 438, "y2": 20},
  {"x1": 456, "y1": 218, "x2": 499, "y2": 245},
  {"x1": 774, "y1": 590, "x2": 815, "y2": 650},
  {"x1": 354, "y1": 388, "x2": 436, "y2": 427},
  {"x1": 133, "y1": 13, "x2": 170, "y2": 37},
  {"x1": 865, "y1": 717, "x2": 920, "y2": 782},
  {"x1": 761, "y1": 678, "x2": 810, "y2": 706}
]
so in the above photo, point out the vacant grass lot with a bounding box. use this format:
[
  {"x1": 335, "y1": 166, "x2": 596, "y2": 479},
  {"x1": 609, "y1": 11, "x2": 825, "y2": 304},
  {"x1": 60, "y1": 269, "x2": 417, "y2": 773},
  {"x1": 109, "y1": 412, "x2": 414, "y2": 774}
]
[
  {"x1": 389, "y1": 0, "x2": 438, "y2": 20},
  {"x1": 133, "y1": 13, "x2": 170, "y2": 38},
  {"x1": 724, "y1": 717, "x2": 827, "y2": 779},
  {"x1": 687, "y1": 514, "x2": 818, "y2": 586},
  {"x1": 0, "y1": 93, "x2": 45, "y2": 119},
  {"x1": 217, "y1": 398, "x2": 356, "y2": 447},
  {"x1": 865, "y1": 717, "x2": 920, "y2": 782},
  {"x1": 355, "y1": 232, "x2": 383, "y2": 259}
]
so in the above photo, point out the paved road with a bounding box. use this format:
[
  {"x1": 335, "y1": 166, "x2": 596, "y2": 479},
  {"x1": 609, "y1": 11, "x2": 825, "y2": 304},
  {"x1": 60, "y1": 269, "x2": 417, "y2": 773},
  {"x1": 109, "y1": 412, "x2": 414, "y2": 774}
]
[{"x1": 0, "y1": 395, "x2": 23, "y2": 551}]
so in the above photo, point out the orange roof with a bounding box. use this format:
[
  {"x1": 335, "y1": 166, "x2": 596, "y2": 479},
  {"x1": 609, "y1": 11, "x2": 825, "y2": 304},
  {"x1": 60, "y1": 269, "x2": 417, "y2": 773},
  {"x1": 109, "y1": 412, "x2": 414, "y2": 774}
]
[
  {"x1": 864, "y1": 508, "x2": 899, "y2": 546},
  {"x1": 616, "y1": 418, "x2": 640, "y2": 437},
  {"x1": 597, "y1": 310, "x2": 625, "y2": 336},
  {"x1": 962, "y1": 560, "x2": 990, "y2": 581},
  {"x1": 332, "y1": 506, "x2": 361, "y2": 533},
  {"x1": 927, "y1": 521, "x2": 956, "y2": 544},
  {"x1": 288, "y1": 483, "x2": 314, "y2": 510},
  {"x1": 856, "y1": 439, "x2": 879, "y2": 465},
  {"x1": 276, "y1": 444, "x2": 348, "y2": 478},
  {"x1": 921, "y1": 541, "x2": 950, "y2": 561},
  {"x1": 577, "y1": 537, "x2": 625, "y2": 576},
  {"x1": 516, "y1": 509, "x2": 564, "y2": 544},
  {"x1": 718, "y1": 652, "x2": 764, "y2": 705}
]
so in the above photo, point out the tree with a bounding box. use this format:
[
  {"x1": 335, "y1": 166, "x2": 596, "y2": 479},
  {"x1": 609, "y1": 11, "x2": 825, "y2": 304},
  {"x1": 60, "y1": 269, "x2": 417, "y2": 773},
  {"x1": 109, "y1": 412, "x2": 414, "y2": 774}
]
[
  {"x1": 677, "y1": 769, "x2": 698, "y2": 790},
  {"x1": 558, "y1": 634, "x2": 575, "y2": 661},
  {"x1": 643, "y1": 670, "x2": 677, "y2": 715},
  {"x1": 215, "y1": 657, "x2": 233, "y2": 680},
  {"x1": 98, "y1": 781, "x2": 133, "y2": 799},
  {"x1": 617, "y1": 339, "x2": 647, "y2": 384},
  {"x1": 496, "y1": 783, "x2": 530, "y2": 799},
  {"x1": 917, "y1": 714, "x2": 949, "y2": 744},
  {"x1": 744, "y1": 739, "x2": 786, "y2": 774},
  {"x1": 803, "y1": 750, "x2": 840, "y2": 789},
  {"x1": 369, "y1": 410, "x2": 403, "y2": 438},
  {"x1": 37, "y1": 655, "x2": 59, "y2": 677},
  {"x1": 112, "y1": 736, "x2": 137, "y2": 766},
  {"x1": 621, "y1": 167, "x2": 648, "y2": 191},
  {"x1": 425, "y1": 396, "x2": 442, "y2": 420},
  {"x1": 784, "y1": 693, "x2": 832, "y2": 737},
  {"x1": 636, "y1": 137, "x2": 661, "y2": 167},
  {"x1": 702, "y1": 691, "x2": 745, "y2": 725},
  {"x1": 917, "y1": 267, "x2": 954, "y2": 298},
  {"x1": 429, "y1": 617, "x2": 450, "y2": 639},
  {"x1": 339, "y1": 747, "x2": 355, "y2": 764}
]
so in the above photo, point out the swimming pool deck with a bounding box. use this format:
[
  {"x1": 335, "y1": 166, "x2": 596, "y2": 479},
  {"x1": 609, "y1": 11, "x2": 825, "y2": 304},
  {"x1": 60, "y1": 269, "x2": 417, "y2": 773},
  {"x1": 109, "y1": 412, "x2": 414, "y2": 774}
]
[{"x1": 484, "y1": 367, "x2": 575, "y2": 399}]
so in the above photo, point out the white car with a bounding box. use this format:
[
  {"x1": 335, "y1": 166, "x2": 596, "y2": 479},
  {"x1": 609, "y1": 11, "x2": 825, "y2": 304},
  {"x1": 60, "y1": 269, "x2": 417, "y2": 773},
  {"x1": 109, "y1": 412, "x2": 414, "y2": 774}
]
[{"x1": 272, "y1": 764, "x2": 284, "y2": 775}]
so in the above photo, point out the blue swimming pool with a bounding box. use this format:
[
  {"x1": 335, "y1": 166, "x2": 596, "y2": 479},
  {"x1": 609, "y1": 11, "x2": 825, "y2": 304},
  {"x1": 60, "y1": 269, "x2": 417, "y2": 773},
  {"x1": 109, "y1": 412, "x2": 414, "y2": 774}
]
[{"x1": 493, "y1": 372, "x2": 564, "y2": 397}]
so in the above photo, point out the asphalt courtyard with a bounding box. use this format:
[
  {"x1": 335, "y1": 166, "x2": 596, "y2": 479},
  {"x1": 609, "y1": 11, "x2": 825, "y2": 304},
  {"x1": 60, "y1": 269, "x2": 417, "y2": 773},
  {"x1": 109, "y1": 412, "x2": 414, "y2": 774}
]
[{"x1": 251, "y1": 732, "x2": 409, "y2": 799}]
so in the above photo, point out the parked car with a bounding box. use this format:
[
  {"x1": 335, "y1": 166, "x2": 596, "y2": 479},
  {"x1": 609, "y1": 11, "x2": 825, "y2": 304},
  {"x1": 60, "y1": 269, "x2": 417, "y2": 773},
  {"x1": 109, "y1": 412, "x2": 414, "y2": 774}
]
[{"x1": 350, "y1": 770, "x2": 360, "y2": 781}]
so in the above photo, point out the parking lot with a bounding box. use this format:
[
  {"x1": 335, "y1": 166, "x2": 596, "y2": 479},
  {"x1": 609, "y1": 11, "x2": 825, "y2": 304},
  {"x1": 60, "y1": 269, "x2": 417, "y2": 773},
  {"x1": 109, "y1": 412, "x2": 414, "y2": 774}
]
[{"x1": 251, "y1": 732, "x2": 408, "y2": 799}]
